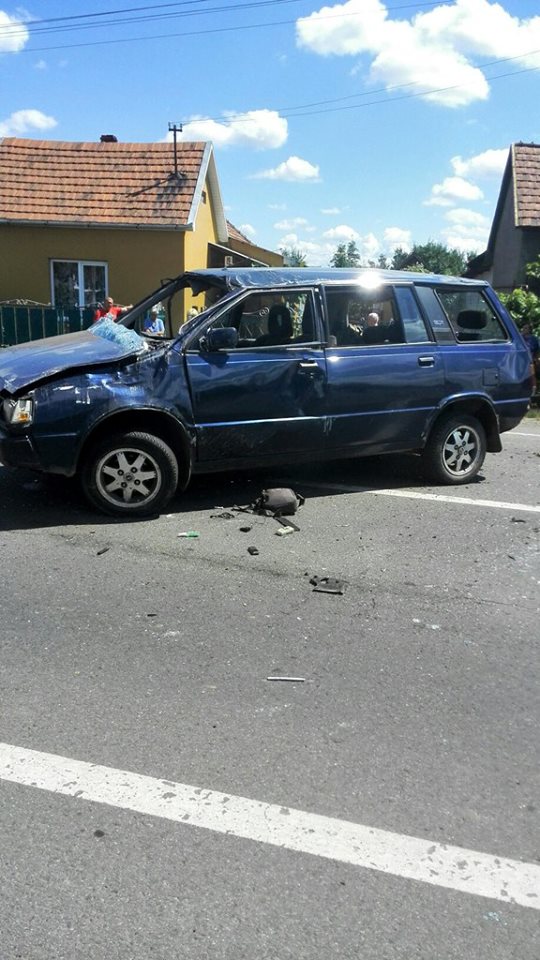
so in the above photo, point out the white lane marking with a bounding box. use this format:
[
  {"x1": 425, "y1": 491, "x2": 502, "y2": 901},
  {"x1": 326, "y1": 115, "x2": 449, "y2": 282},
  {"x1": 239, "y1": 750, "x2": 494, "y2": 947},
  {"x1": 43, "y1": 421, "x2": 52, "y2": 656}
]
[
  {"x1": 1, "y1": 743, "x2": 539, "y2": 910},
  {"x1": 507, "y1": 431, "x2": 540, "y2": 438},
  {"x1": 296, "y1": 482, "x2": 540, "y2": 514}
]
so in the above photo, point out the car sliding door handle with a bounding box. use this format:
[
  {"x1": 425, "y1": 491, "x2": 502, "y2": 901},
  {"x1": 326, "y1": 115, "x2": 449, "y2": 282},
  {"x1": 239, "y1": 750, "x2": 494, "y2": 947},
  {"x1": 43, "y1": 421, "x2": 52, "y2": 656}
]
[{"x1": 418, "y1": 356, "x2": 435, "y2": 367}]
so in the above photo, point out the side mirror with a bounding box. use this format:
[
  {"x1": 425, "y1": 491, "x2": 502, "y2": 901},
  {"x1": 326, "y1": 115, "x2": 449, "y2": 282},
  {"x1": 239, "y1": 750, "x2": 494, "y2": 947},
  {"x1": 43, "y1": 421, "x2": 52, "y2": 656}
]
[{"x1": 200, "y1": 326, "x2": 238, "y2": 352}]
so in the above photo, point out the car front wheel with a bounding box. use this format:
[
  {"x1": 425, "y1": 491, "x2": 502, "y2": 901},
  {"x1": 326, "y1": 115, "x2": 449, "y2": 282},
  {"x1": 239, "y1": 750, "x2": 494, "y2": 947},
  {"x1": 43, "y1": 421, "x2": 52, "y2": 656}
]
[
  {"x1": 423, "y1": 414, "x2": 486, "y2": 485},
  {"x1": 81, "y1": 431, "x2": 179, "y2": 517}
]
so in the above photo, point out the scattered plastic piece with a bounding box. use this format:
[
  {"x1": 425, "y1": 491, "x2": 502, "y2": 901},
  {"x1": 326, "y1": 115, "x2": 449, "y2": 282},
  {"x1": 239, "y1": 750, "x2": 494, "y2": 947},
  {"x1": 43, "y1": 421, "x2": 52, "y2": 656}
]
[
  {"x1": 178, "y1": 531, "x2": 199, "y2": 538},
  {"x1": 510, "y1": 516, "x2": 526, "y2": 523},
  {"x1": 275, "y1": 526, "x2": 295, "y2": 537},
  {"x1": 247, "y1": 546, "x2": 259, "y2": 556},
  {"x1": 210, "y1": 512, "x2": 235, "y2": 519},
  {"x1": 310, "y1": 575, "x2": 347, "y2": 595},
  {"x1": 240, "y1": 526, "x2": 253, "y2": 532},
  {"x1": 96, "y1": 547, "x2": 110, "y2": 556},
  {"x1": 275, "y1": 515, "x2": 300, "y2": 532},
  {"x1": 266, "y1": 676, "x2": 305, "y2": 682}
]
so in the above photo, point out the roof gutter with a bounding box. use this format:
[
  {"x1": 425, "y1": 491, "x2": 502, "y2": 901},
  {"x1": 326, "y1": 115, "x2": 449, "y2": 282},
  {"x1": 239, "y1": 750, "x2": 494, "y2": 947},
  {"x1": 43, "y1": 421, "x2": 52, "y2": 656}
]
[{"x1": 0, "y1": 219, "x2": 190, "y2": 231}]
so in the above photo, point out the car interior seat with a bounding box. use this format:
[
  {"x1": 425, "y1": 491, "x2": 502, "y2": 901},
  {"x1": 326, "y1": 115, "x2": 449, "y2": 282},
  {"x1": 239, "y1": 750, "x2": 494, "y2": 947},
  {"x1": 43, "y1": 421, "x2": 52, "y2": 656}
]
[
  {"x1": 255, "y1": 305, "x2": 293, "y2": 346},
  {"x1": 456, "y1": 309, "x2": 487, "y2": 341}
]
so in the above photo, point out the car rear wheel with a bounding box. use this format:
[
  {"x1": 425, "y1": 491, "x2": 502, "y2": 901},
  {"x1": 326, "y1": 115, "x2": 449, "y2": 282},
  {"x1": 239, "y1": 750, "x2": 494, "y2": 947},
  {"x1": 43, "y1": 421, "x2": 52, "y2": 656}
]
[
  {"x1": 423, "y1": 414, "x2": 486, "y2": 485},
  {"x1": 81, "y1": 431, "x2": 179, "y2": 517}
]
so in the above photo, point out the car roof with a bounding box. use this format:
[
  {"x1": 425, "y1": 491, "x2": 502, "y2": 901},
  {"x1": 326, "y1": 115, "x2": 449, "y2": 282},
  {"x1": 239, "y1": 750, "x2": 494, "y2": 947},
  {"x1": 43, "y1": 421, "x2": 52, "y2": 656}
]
[{"x1": 184, "y1": 267, "x2": 487, "y2": 290}]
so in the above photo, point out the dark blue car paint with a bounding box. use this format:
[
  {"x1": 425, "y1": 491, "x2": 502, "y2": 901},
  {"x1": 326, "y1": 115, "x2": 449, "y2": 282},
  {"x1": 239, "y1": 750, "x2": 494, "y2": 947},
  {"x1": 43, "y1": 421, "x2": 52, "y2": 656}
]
[{"x1": 0, "y1": 268, "x2": 532, "y2": 491}]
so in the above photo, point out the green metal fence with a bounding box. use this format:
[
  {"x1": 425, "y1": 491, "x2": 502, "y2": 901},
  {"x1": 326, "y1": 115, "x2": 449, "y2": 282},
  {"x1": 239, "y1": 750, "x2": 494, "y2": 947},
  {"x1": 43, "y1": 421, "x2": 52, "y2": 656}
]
[{"x1": 0, "y1": 305, "x2": 96, "y2": 347}]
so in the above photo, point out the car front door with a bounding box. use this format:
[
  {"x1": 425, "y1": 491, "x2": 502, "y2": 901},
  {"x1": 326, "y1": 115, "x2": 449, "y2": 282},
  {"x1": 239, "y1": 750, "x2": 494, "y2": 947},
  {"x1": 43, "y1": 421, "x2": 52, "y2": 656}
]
[
  {"x1": 323, "y1": 282, "x2": 446, "y2": 454},
  {"x1": 184, "y1": 288, "x2": 328, "y2": 464}
]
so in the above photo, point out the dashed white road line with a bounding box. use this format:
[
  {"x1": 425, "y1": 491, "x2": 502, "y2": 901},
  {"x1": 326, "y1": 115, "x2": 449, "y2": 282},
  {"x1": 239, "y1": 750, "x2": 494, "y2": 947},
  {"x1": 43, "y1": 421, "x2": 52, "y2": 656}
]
[
  {"x1": 1, "y1": 743, "x2": 539, "y2": 910},
  {"x1": 296, "y1": 482, "x2": 540, "y2": 513}
]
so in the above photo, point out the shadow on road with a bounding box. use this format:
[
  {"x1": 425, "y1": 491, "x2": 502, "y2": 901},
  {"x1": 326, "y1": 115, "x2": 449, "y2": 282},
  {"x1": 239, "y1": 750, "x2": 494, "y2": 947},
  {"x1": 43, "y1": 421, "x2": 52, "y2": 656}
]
[{"x1": 0, "y1": 455, "x2": 485, "y2": 532}]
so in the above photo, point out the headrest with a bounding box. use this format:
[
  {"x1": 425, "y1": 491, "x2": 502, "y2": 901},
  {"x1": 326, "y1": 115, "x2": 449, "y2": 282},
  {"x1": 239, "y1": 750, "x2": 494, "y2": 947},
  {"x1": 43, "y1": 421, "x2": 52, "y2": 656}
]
[
  {"x1": 456, "y1": 309, "x2": 486, "y2": 330},
  {"x1": 268, "y1": 304, "x2": 292, "y2": 339}
]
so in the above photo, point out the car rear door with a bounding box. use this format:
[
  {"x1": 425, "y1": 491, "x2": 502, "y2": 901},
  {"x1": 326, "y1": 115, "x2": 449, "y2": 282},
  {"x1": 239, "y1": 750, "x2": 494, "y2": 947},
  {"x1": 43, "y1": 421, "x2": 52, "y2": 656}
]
[
  {"x1": 323, "y1": 282, "x2": 446, "y2": 454},
  {"x1": 183, "y1": 287, "x2": 328, "y2": 464}
]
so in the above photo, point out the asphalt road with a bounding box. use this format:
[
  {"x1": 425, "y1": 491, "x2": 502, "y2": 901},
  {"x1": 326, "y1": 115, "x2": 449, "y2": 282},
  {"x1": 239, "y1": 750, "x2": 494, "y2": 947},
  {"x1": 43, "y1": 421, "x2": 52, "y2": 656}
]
[{"x1": 1, "y1": 424, "x2": 539, "y2": 960}]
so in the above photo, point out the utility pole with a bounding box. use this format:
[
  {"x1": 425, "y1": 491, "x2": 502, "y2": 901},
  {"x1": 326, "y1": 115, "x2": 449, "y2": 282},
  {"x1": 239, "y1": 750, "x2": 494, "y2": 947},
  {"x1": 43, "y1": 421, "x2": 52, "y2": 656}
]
[{"x1": 168, "y1": 122, "x2": 183, "y2": 179}]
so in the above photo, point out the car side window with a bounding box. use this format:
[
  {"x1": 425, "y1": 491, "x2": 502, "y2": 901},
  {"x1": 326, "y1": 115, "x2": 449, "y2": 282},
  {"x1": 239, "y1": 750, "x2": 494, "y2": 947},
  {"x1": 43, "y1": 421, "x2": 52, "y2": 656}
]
[
  {"x1": 325, "y1": 286, "x2": 403, "y2": 347},
  {"x1": 393, "y1": 286, "x2": 431, "y2": 343},
  {"x1": 437, "y1": 289, "x2": 509, "y2": 342},
  {"x1": 207, "y1": 290, "x2": 318, "y2": 348}
]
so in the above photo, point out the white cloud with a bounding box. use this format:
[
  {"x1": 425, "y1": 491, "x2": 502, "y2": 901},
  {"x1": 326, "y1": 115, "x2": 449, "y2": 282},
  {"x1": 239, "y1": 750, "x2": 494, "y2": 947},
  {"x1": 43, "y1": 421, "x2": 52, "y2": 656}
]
[
  {"x1": 239, "y1": 223, "x2": 256, "y2": 238},
  {"x1": 34, "y1": 59, "x2": 47, "y2": 70},
  {"x1": 0, "y1": 10, "x2": 29, "y2": 53},
  {"x1": 296, "y1": 0, "x2": 540, "y2": 108},
  {"x1": 451, "y1": 147, "x2": 508, "y2": 179},
  {"x1": 0, "y1": 108, "x2": 57, "y2": 137},
  {"x1": 274, "y1": 217, "x2": 311, "y2": 230},
  {"x1": 252, "y1": 156, "x2": 320, "y2": 181},
  {"x1": 440, "y1": 206, "x2": 490, "y2": 252},
  {"x1": 178, "y1": 110, "x2": 287, "y2": 150},
  {"x1": 383, "y1": 226, "x2": 411, "y2": 253},
  {"x1": 323, "y1": 223, "x2": 359, "y2": 241},
  {"x1": 277, "y1": 232, "x2": 334, "y2": 265},
  {"x1": 357, "y1": 232, "x2": 380, "y2": 261},
  {"x1": 425, "y1": 175, "x2": 483, "y2": 206},
  {"x1": 444, "y1": 207, "x2": 489, "y2": 228}
]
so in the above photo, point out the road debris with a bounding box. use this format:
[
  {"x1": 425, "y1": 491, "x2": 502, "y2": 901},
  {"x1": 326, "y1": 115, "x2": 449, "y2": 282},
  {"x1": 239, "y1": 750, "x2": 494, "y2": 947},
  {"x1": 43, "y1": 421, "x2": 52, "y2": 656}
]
[
  {"x1": 310, "y1": 575, "x2": 347, "y2": 595},
  {"x1": 210, "y1": 511, "x2": 235, "y2": 520},
  {"x1": 239, "y1": 526, "x2": 253, "y2": 533},
  {"x1": 178, "y1": 530, "x2": 199, "y2": 538},
  {"x1": 275, "y1": 525, "x2": 295, "y2": 537},
  {"x1": 96, "y1": 547, "x2": 110, "y2": 556},
  {"x1": 247, "y1": 546, "x2": 259, "y2": 556},
  {"x1": 266, "y1": 676, "x2": 305, "y2": 682}
]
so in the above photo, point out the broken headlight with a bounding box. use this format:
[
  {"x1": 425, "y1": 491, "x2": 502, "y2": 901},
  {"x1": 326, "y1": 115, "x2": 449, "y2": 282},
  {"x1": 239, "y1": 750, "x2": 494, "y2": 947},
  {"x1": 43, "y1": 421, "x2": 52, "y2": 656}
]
[{"x1": 2, "y1": 397, "x2": 34, "y2": 425}]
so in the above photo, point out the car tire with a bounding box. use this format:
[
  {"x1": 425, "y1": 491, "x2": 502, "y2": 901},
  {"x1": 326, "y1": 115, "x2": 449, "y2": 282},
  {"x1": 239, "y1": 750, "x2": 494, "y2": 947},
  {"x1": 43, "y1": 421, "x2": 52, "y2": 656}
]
[
  {"x1": 81, "y1": 431, "x2": 179, "y2": 517},
  {"x1": 423, "y1": 413, "x2": 486, "y2": 485}
]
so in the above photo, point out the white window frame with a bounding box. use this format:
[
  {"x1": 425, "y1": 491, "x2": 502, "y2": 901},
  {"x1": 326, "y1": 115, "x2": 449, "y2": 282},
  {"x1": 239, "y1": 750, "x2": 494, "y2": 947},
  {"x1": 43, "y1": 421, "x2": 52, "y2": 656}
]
[{"x1": 50, "y1": 259, "x2": 109, "y2": 308}]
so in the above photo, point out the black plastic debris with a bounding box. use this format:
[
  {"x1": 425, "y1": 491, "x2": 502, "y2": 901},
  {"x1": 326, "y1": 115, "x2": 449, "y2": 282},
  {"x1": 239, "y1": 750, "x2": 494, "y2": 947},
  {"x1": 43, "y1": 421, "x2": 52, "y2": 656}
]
[
  {"x1": 239, "y1": 526, "x2": 253, "y2": 533},
  {"x1": 510, "y1": 516, "x2": 526, "y2": 523},
  {"x1": 210, "y1": 511, "x2": 235, "y2": 519},
  {"x1": 310, "y1": 575, "x2": 347, "y2": 595},
  {"x1": 247, "y1": 546, "x2": 259, "y2": 556},
  {"x1": 96, "y1": 547, "x2": 110, "y2": 556}
]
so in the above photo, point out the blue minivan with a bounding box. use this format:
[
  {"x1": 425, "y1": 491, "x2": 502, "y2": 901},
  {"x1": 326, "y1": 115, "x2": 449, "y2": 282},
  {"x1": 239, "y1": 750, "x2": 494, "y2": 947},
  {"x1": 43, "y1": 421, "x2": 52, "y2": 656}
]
[{"x1": 0, "y1": 268, "x2": 532, "y2": 517}]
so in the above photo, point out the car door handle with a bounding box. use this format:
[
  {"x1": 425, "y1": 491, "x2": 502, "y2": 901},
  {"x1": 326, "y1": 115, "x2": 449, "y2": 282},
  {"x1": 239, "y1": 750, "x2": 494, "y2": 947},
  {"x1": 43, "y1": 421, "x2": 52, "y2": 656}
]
[
  {"x1": 418, "y1": 356, "x2": 435, "y2": 367},
  {"x1": 297, "y1": 360, "x2": 321, "y2": 379}
]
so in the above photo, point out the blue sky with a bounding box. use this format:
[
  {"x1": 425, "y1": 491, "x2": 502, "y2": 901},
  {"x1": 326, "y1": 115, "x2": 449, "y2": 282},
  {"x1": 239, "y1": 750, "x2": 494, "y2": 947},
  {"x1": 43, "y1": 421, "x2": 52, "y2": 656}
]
[{"x1": 1, "y1": 0, "x2": 539, "y2": 264}]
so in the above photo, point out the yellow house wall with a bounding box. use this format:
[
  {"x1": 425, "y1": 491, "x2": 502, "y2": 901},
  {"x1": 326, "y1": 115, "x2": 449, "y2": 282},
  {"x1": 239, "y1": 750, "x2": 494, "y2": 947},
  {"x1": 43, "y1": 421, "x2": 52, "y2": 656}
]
[
  {"x1": 0, "y1": 224, "x2": 186, "y2": 307},
  {"x1": 183, "y1": 178, "x2": 219, "y2": 316}
]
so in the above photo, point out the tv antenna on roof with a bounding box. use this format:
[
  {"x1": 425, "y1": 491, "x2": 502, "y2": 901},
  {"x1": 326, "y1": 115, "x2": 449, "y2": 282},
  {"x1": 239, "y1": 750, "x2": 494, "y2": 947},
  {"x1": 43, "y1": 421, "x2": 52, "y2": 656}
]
[{"x1": 168, "y1": 122, "x2": 183, "y2": 179}]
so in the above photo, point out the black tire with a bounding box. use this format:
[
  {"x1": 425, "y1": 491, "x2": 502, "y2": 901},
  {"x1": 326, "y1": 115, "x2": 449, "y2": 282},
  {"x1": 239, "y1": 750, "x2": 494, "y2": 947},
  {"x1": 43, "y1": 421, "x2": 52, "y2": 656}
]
[
  {"x1": 81, "y1": 431, "x2": 179, "y2": 517},
  {"x1": 422, "y1": 414, "x2": 486, "y2": 485}
]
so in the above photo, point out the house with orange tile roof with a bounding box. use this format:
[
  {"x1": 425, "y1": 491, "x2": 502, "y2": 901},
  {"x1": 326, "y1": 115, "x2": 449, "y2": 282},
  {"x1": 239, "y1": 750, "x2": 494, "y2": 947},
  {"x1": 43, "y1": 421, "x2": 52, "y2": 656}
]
[
  {"x1": 466, "y1": 143, "x2": 540, "y2": 291},
  {"x1": 0, "y1": 136, "x2": 282, "y2": 323}
]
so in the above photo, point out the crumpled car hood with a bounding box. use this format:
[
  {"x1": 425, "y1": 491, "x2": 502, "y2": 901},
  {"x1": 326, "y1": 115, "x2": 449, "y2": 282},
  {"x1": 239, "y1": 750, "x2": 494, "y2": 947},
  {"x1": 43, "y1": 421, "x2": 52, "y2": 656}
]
[{"x1": 0, "y1": 327, "x2": 149, "y2": 396}]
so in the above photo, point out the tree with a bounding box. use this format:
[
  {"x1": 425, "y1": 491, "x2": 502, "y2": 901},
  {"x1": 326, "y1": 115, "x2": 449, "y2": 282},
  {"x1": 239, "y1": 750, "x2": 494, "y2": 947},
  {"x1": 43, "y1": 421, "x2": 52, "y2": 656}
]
[
  {"x1": 498, "y1": 255, "x2": 540, "y2": 334},
  {"x1": 280, "y1": 246, "x2": 308, "y2": 267},
  {"x1": 330, "y1": 241, "x2": 361, "y2": 268},
  {"x1": 391, "y1": 241, "x2": 473, "y2": 276}
]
